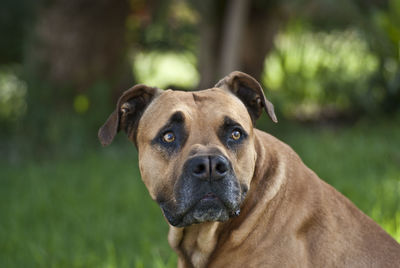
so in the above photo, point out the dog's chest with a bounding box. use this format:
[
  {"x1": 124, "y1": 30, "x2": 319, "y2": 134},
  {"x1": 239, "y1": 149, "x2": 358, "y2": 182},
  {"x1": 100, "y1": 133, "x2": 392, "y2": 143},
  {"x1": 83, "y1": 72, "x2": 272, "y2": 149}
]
[{"x1": 169, "y1": 222, "x2": 220, "y2": 268}]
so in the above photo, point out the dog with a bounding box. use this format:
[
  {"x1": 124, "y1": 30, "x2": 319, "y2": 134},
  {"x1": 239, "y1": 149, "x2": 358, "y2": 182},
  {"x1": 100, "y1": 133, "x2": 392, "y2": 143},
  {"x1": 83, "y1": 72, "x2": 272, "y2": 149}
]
[{"x1": 99, "y1": 71, "x2": 400, "y2": 267}]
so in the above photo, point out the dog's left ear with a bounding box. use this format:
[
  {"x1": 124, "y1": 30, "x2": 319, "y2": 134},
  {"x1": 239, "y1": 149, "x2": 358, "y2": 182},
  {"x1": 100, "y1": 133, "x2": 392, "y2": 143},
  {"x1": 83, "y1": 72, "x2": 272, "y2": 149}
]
[
  {"x1": 98, "y1": 84, "x2": 162, "y2": 146},
  {"x1": 215, "y1": 71, "x2": 277, "y2": 124}
]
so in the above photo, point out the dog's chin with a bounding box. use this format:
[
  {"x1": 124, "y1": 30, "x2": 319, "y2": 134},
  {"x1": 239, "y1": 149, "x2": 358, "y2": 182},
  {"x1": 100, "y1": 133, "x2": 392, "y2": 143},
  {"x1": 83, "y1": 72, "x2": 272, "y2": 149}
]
[
  {"x1": 163, "y1": 197, "x2": 240, "y2": 228},
  {"x1": 181, "y1": 198, "x2": 230, "y2": 226}
]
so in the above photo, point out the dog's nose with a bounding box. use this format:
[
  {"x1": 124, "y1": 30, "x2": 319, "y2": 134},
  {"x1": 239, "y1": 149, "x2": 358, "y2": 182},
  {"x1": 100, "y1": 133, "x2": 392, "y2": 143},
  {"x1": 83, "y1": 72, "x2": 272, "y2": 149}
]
[{"x1": 189, "y1": 155, "x2": 230, "y2": 181}]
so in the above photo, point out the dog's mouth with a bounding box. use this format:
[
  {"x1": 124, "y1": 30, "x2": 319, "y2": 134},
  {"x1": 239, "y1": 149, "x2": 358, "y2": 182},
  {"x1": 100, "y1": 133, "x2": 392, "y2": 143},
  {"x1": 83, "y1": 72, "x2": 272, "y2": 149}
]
[
  {"x1": 160, "y1": 183, "x2": 246, "y2": 227},
  {"x1": 201, "y1": 192, "x2": 218, "y2": 201},
  {"x1": 161, "y1": 194, "x2": 232, "y2": 227}
]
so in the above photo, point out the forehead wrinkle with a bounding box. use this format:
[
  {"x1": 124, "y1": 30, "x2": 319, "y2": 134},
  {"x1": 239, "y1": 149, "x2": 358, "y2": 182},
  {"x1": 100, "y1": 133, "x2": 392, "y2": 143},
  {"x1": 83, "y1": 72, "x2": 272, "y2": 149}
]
[
  {"x1": 186, "y1": 99, "x2": 249, "y2": 148},
  {"x1": 191, "y1": 90, "x2": 253, "y2": 133}
]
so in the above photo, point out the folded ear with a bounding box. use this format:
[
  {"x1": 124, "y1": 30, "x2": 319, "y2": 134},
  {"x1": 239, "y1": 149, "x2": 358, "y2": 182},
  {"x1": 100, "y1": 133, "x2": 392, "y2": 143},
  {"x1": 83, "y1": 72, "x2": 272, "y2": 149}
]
[
  {"x1": 215, "y1": 71, "x2": 277, "y2": 124},
  {"x1": 98, "y1": 84, "x2": 162, "y2": 146}
]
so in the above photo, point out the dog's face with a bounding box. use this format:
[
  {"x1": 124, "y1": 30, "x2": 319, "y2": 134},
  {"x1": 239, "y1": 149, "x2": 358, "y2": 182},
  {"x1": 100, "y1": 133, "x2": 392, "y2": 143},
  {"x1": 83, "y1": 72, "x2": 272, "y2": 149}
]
[
  {"x1": 98, "y1": 71, "x2": 277, "y2": 227},
  {"x1": 137, "y1": 89, "x2": 257, "y2": 227}
]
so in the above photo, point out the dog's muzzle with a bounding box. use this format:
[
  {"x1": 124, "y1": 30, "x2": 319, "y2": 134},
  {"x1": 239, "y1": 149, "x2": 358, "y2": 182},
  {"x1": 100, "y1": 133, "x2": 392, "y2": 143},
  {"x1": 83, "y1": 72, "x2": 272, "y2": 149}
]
[{"x1": 159, "y1": 154, "x2": 246, "y2": 227}]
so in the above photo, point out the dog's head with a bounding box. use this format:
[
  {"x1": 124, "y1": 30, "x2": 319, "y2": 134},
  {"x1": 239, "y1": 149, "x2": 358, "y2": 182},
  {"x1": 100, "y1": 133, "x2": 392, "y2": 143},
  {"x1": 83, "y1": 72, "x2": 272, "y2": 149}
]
[{"x1": 99, "y1": 71, "x2": 277, "y2": 227}]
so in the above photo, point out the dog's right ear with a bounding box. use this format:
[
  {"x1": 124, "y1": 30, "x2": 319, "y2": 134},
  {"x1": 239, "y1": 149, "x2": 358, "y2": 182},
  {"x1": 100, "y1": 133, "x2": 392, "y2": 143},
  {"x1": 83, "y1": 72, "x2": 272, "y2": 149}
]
[
  {"x1": 215, "y1": 71, "x2": 277, "y2": 124},
  {"x1": 98, "y1": 84, "x2": 162, "y2": 146}
]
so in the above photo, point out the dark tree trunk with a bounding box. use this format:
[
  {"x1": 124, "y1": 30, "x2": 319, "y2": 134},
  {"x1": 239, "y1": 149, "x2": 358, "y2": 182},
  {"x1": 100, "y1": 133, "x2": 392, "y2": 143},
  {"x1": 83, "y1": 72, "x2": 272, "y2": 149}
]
[
  {"x1": 26, "y1": 0, "x2": 131, "y2": 92},
  {"x1": 240, "y1": 5, "x2": 286, "y2": 81},
  {"x1": 219, "y1": 0, "x2": 250, "y2": 77},
  {"x1": 193, "y1": 0, "x2": 288, "y2": 87},
  {"x1": 22, "y1": 0, "x2": 133, "y2": 148},
  {"x1": 193, "y1": 0, "x2": 224, "y2": 89}
]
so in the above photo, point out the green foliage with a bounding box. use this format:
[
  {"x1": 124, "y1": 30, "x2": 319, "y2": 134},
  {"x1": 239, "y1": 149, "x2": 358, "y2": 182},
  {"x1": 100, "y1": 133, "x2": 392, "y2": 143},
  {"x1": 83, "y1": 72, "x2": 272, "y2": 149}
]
[
  {"x1": 367, "y1": 0, "x2": 400, "y2": 113},
  {"x1": 372, "y1": 0, "x2": 400, "y2": 59},
  {"x1": 127, "y1": 0, "x2": 198, "y2": 52},
  {"x1": 133, "y1": 51, "x2": 198, "y2": 89},
  {"x1": 0, "y1": 68, "x2": 27, "y2": 123},
  {"x1": 263, "y1": 26, "x2": 380, "y2": 119},
  {"x1": 1, "y1": 121, "x2": 399, "y2": 267}
]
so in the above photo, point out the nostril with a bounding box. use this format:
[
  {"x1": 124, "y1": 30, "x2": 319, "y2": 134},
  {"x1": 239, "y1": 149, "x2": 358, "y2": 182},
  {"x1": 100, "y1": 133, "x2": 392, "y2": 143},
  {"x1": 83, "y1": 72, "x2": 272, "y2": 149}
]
[
  {"x1": 193, "y1": 163, "x2": 206, "y2": 175},
  {"x1": 189, "y1": 155, "x2": 229, "y2": 180},
  {"x1": 216, "y1": 162, "x2": 228, "y2": 174},
  {"x1": 188, "y1": 157, "x2": 210, "y2": 180}
]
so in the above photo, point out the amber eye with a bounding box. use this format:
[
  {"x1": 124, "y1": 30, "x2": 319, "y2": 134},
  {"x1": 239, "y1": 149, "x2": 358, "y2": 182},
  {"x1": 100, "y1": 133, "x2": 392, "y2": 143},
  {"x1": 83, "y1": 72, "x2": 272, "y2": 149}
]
[
  {"x1": 231, "y1": 129, "x2": 241, "y2": 140},
  {"x1": 162, "y1": 131, "x2": 175, "y2": 143}
]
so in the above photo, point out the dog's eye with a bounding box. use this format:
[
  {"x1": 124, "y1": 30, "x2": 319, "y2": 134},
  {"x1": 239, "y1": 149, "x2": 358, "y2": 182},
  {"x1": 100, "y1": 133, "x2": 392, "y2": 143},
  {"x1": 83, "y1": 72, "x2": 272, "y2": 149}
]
[
  {"x1": 231, "y1": 129, "x2": 241, "y2": 140},
  {"x1": 162, "y1": 131, "x2": 175, "y2": 143}
]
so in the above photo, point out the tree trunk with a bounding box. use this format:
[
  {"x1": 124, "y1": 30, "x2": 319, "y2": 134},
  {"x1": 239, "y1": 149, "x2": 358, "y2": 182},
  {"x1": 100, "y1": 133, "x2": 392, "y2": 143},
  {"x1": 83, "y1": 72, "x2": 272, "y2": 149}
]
[
  {"x1": 194, "y1": 0, "x2": 288, "y2": 87},
  {"x1": 22, "y1": 0, "x2": 133, "y2": 147},
  {"x1": 26, "y1": 0, "x2": 131, "y2": 92},
  {"x1": 241, "y1": 7, "x2": 284, "y2": 81},
  {"x1": 194, "y1": 0, "x2": 224, "y2": 89},
  {"x1": 219, "y1": 0, "x2": 250, "y2": 77}
]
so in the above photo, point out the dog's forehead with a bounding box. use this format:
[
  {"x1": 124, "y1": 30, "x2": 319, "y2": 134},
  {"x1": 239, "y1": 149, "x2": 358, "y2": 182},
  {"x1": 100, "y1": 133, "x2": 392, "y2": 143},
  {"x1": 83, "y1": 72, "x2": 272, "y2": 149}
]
[{"x1": 139, "y1": 88, "x2": 252, "y2": 134}]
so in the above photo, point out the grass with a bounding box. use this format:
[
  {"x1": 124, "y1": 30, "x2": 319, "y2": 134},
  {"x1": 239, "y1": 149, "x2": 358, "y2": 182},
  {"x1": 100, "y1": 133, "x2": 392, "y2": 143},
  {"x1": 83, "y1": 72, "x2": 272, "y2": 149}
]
[
  {"x1": 0, "y1": 144, "x2": 175, "y2": 268},
  {"x1": 1, "y1": 119, "x2": 399, "y2": 267}
]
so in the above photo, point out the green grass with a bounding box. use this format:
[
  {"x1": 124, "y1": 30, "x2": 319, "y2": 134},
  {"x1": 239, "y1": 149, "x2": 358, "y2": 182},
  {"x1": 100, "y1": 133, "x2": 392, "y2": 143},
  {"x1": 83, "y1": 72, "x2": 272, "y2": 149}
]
[
  {"x1": 1, "y1": 120, "x2": 399, "y2": 267},
  {"x1": 0, "y1": 146, "x2": 176, "y2": 268}
]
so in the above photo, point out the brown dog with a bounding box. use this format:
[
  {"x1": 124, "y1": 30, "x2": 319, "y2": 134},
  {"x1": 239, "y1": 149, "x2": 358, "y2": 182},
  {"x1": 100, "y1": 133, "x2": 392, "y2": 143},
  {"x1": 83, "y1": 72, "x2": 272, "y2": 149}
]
[{"x1": 99, "y1": 71, "x2": 400, "y2": 267}]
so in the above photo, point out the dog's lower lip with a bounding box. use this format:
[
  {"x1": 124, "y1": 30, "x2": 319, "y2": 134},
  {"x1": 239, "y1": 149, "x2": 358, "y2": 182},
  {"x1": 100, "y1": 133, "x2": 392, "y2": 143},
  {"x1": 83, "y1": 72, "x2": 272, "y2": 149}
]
[{"x1": 201, "y1": 192, "x2": 218, "y2": 201}]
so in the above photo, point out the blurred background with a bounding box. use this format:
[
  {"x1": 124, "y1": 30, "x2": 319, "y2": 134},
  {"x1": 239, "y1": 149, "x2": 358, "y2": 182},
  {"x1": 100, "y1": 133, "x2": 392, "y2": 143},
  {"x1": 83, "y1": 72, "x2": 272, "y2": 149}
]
[{"x1": 1, "y1": 0, "x2": 399, "y2": 267}]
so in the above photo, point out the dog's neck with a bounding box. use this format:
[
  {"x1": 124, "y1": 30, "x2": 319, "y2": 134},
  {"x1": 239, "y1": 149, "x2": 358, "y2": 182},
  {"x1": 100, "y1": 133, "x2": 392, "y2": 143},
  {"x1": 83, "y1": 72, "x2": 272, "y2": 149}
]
[
  {"x1": 168, "y1": 222, "x2": 221, "y2": 268},
  {"x1": 168, "y1": 130, "x2": 288, "y2": 268}
]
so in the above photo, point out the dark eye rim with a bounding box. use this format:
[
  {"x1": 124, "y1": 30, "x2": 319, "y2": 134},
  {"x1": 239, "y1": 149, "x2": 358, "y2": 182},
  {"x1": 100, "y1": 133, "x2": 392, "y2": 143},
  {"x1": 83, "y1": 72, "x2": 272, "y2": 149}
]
[{"x1": 217, "y1": 116, "x2": 248, "y2": 150}]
